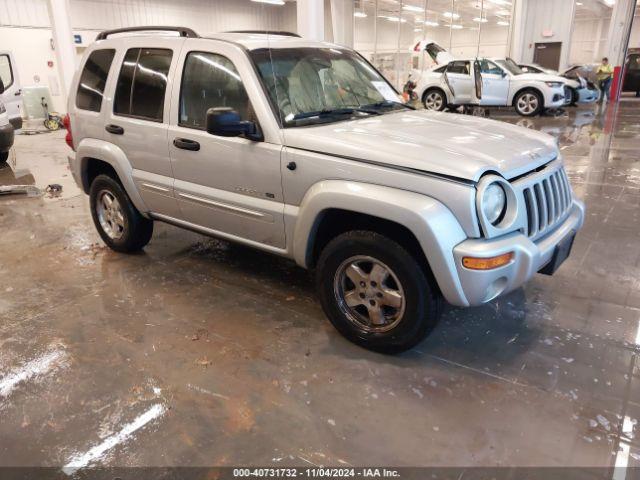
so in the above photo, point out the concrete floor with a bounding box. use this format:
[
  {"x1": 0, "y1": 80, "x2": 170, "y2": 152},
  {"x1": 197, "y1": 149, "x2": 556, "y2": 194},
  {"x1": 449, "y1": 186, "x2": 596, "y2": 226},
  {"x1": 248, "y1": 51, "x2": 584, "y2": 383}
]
[{"x1": 0, "y1": 99, "x2": 639, "y2": 472}]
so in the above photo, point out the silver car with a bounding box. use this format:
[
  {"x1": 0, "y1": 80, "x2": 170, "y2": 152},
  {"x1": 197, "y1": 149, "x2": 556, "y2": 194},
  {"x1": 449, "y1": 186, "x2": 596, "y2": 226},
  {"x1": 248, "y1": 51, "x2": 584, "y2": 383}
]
[{"x1": 66, "y1": 27, "x2": 584, "y2": 353}]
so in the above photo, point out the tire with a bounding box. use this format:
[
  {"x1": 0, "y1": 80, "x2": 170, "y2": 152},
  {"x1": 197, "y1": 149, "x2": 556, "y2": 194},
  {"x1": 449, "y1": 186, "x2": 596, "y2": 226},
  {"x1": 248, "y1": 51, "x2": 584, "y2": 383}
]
[
  {"x1": 89, "y1": 174, "x2": 153, "y2": 253},
  {"x1": 514, "y1": 89, "x2": 543, "y2": 117},
  {"x1": 316, "y1": 230, "x2": 442, "y2": 354},
  {"x1": 0, "y1": 151, "x2": 8, "y2": 163},
  {"x1": 422, "y1": 88, "x2": 447, "y2": 111}
]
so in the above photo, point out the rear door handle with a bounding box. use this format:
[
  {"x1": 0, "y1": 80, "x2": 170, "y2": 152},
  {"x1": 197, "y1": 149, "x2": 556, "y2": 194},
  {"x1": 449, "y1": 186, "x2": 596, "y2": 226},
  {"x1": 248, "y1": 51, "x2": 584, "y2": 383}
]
[
  {"x1": 173, "y1": 138, "x2": 200, "y2": 151},
  {"x1": 14, "y1": 89, "x2": 21, "y2": 96},
  {"x1": 105, "y1": 124, "x2": 124, "y2": 135}
]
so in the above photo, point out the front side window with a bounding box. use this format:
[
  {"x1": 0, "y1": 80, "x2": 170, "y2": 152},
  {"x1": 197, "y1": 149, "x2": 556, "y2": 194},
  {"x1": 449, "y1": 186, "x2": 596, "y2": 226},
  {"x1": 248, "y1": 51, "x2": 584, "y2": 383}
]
[
  {"x1": 0, "y1": 54, "x2": 13, "y2": 91},
  {"x1": 114, "y1": 48, "x2": 172, "y2": 121},
  {"x1": 495, "y1": 59, "x2": 522, "y2": 76},
  {"x1": 480, "y1": 59, "x2": 505, "y2": 76},
  {"x1": 76, "y1": 49, "x2": 115, "y2": 112},
  {"x1": 251, "y1": 47, "x2": 403, "y2": 127},
  {"x1": 179, "y1": 52, "x2": 254, "y2": 129}
]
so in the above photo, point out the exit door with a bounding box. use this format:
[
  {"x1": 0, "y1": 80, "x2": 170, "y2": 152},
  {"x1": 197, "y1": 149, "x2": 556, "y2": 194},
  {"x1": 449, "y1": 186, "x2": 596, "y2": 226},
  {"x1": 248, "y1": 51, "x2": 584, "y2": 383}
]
[{"x1": 533, "y1": 42, "x2": 562, "y2": 71}]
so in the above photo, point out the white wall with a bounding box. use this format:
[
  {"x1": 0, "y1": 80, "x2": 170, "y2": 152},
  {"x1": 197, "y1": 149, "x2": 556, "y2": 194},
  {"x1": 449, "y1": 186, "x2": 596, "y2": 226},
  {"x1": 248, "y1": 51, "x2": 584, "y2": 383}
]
[
  {"x1": 0, "y1": 0, "x2": 297, "y2": 113},
  {"x1": 512, "y1": 0, "x2": 576, "y2": 70},
  {"x1": 569, "y1": 17, "x2": 611, "y2": 65}
]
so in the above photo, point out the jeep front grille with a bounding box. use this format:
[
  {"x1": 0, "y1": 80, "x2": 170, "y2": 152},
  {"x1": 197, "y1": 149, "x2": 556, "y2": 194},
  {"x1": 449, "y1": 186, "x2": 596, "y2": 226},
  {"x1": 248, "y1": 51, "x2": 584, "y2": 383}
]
[
  {"x1": 563, "y1": 86, "x2": 572, "y2": 104},
  {"x1": 521, "y1": 167, "x2": 573, "y2": 240}
]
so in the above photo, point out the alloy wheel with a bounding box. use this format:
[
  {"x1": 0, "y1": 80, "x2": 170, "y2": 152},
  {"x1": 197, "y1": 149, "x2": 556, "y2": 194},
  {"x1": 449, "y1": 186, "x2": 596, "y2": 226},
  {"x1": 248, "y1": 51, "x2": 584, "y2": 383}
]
[
  {"x1": 333, "y1": 255, "x2": 406, "y2": 333},
  {"x1": 517, "y1": 93, "x2": 539, "y2": 115},
  {"x1": 96, "y1": 190, "x2": 126, "y2": 240},
  {"x1": 425, "y1": 92, "x2": 444, "y2": 110}
]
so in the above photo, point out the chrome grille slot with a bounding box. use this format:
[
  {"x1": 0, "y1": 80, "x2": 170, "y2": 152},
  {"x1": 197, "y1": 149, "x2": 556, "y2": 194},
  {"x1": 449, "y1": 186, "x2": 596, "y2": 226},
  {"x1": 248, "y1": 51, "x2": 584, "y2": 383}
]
[{"x1": 517, "y1": 165, "x2": 573, "y2": 241}]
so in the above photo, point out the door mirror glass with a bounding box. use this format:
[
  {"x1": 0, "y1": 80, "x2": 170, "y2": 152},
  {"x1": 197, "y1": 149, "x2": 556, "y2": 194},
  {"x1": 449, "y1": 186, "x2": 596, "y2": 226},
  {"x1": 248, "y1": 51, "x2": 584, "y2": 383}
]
[{"x1": 206, "y1": 107, "x2": 261, "y2": 140}]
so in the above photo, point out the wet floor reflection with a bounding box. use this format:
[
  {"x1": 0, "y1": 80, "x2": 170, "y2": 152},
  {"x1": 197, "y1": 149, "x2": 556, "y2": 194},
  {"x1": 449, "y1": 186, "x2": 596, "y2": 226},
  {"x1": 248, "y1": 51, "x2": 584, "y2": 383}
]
[{"x1": 0, "y1": 100, "x2": 639, "y2": 469}]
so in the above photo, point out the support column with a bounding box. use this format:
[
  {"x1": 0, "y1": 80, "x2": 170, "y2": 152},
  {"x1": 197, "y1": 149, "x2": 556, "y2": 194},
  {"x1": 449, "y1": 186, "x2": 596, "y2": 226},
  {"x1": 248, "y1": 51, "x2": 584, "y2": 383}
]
[
  {"x1": 46, "y1": 0, "x2": 76, "y2": 110},
  {"x1": 330, "y1": 0, "x2": 354, "y2": 47},
  {"x1": 507, "y1": 0, "x2": 527, "y2": 62},
  {"x1": 604, "y1": 0, "x2": 637, "y2": 101},
  {"x1": 605, "y1": 0, "x2": 636, "y2": 66},
  {"x1": 297, "y1": 0, "x2": 324, "y2": 41}
]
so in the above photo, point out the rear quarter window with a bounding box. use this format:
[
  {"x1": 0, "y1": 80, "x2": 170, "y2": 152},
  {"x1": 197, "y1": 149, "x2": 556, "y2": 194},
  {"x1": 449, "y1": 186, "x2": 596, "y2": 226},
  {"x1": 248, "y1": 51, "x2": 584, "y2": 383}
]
[
  {"x1": 76, "y1": 49, "x2": 115, "y2": 112},
  {"x1": 114, "y1": 48, "x2": 172, "y2": 122},
  {"x1": 0, "y1": 54, "x2": 14, "y2": 90}
]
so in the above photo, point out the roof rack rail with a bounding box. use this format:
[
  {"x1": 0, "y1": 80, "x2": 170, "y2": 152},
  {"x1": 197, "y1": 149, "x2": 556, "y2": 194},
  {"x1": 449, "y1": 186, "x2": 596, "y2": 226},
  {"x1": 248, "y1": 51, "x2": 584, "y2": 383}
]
[
  {"x1": 96, "y1": 26, "x2": 199, "y2": 40},
  {"x1": 226, "y1": 30, "x2": 301, "y2": 38}
]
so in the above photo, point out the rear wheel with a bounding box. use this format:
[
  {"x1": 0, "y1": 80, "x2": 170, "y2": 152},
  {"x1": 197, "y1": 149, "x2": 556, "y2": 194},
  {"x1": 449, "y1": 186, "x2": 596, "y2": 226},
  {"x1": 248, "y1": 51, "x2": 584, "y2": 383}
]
[
  {"x1": 514, "y1": 90, "x2": 543, "y2": 116},
  {"x1": 316, "y1": 230, "x2": 442, "y2": 353},
  {"x1": 89, "y1": 174, "x2": 153, "y2": 253},
  {"x1": 422, "y1": 89, "x2": 447, "y2": 111}
]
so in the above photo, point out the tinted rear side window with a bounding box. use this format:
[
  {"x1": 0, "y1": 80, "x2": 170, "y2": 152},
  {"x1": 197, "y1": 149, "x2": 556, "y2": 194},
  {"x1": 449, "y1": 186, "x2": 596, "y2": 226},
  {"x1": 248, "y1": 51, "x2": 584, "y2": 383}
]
[
  {"x1": 447, "y1": 61, "x2": 470, "y2": 75},
  {"x1": 114, "y1": 48, "x2": 172, "y2": 121},
  {"x1": 76, "y1": 49, "x2": 115, "y2": 112}
]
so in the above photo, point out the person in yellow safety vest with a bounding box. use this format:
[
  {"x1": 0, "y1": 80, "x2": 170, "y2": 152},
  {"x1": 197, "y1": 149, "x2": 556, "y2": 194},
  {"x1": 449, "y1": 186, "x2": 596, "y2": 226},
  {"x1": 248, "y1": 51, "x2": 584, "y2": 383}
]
[{"x1": 596, "y1": 57, "x2": 614, "y2": 103}]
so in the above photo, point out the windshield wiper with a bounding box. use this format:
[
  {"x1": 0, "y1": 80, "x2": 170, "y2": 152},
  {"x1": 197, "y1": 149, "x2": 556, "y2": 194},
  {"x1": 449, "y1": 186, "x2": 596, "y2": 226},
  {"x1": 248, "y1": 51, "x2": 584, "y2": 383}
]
[
  {"x1": 291, "y1": 107, "x2": 380, "y2": 121},
  {"x1": 362, "y1": 100, "x2": 416, "y2": 111}
]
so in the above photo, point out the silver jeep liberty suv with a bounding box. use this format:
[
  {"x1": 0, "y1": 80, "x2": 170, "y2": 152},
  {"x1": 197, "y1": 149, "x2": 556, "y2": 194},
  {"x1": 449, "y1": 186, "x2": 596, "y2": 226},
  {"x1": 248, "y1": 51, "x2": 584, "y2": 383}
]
[{"x1": 66, "y1": 27, "x2": 584, "y2": 353}]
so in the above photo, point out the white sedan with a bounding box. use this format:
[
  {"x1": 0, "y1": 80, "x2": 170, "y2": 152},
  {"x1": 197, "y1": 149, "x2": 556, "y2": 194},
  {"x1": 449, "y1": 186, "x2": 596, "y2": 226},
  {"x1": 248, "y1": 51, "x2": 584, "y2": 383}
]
[{"x1": 415, "y1": 57, "x2": 570, "y2": 116}]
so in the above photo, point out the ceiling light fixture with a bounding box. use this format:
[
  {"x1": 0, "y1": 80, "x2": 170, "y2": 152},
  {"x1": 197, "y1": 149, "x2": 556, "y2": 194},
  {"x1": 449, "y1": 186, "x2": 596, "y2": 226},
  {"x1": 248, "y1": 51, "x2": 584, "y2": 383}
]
[
  {"x1": 250, "y1": 0, "x2": 285, "y2": 5},
  {"x1": 473, "y1": 17, "x2": 489, "y2": 22},
  {"x1": 403, "y1": 5, "x2": 424, "y2": 12},
  {"x1": 497, "y1": 20, "x2": 510, "y2": 25},
  {"x1": 451, "y1": 24, "x2": 463, "y2": 29},
  {"x1": 424, "y1": 20, "x2": 440, "y2": 26},
  {"x1": 354, "y1": 11, "x2": 368, "y2": 17},
  {"x1": 443, "y1": 12, "x2": 461, "y2": 19}
]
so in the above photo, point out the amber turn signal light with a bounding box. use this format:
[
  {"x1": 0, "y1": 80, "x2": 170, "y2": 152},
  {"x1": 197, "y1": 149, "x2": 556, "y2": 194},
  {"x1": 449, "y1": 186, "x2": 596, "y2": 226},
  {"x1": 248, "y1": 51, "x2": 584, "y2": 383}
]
[{"x1": 462, "y1": 252, "x2": 514, "y2": 270}]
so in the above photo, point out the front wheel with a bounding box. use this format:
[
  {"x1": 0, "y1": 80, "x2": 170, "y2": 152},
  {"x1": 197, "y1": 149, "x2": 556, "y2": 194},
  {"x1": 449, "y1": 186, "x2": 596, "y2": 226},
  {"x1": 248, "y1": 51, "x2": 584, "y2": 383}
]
[
  {"x1": 89, "y1": 174, "x2": 153, "y2": 253},
  {"x1": 316, "y1": 230, "x2": 442, "y2": 354},
  {"x1": 0, "y1": 151, "x2": 8, "y2": 164},
  {"x1": 422, "y1": 89, "x2": 447, "y2": 111},
  {"x1": 514, "y1": 90, "x2": 543, "y2": 116}
]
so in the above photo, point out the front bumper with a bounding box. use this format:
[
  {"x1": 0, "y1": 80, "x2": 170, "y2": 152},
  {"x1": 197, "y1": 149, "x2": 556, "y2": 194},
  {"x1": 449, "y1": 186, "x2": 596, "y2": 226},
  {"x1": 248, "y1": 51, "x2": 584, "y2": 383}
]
[
  {"x1": 451, "y1": 200, "x2": 585, "y2": 306},
  {"x1": 543, "y1": 87, "x2": 567, "y2": 108},
  {"x1": 0, "y1": 122, "x2": 14, "y2": 152},
  {"x1": 577, "y1": 88, "x2": 600, "y2": 104}
]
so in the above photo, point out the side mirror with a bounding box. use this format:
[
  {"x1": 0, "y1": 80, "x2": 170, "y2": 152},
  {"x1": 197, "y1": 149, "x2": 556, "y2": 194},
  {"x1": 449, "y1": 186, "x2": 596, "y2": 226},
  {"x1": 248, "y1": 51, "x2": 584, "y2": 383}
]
[{"x1": 206, "y1": 107, "x2": 261, "y2": 141}]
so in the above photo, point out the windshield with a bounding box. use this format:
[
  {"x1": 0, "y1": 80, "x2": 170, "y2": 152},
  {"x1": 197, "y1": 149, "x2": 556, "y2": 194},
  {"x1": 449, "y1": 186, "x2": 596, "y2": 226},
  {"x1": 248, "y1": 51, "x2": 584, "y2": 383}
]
[
  {"x1": 496, "y1": 58, "x2": 523, "y2": 76},
  {"x1": 250, "y1": 47, "x2": 405, "y2": 127}
]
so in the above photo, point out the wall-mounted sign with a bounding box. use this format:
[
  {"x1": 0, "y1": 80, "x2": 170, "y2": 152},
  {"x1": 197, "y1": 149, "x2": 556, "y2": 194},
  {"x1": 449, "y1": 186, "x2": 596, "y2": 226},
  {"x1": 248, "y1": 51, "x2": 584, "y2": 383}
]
[
  {"x1": 542, "y1": 29, "x2": 554, "y2": 37},
  {"x1": 74, "y1": 34, "x2": 82, "y2": 44}
]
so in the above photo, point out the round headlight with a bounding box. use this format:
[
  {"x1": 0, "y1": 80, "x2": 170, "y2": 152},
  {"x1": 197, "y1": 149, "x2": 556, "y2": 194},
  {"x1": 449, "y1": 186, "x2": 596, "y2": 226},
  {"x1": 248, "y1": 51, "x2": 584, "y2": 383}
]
[{"x1": 482, "y1": 183, "x2": 506, "y2": 225}]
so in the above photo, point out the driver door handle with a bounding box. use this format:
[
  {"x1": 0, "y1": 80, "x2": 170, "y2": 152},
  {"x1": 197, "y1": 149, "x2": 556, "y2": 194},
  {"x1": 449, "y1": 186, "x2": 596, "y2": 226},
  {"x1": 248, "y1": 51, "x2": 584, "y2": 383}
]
[
  {"x1": 105, "y1": 124, "x2": 124, "y2": 135},
  {"x1": 173, "y1": 137, "x2": 200, "y2": 151}
]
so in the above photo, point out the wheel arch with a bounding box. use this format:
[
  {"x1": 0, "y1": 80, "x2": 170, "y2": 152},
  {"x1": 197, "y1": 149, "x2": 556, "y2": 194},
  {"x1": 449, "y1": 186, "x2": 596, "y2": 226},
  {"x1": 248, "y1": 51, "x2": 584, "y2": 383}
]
[
  {"x1": 76, "y1": 138, "x2": 149, "y2": 215},
  {"x1": 292, "y1": 180, "x2": 470, "y2": 306},
  {"x1": 422, "y1": 86, "x2": 449, "y2": 107},
  {"x1": 512, "y1": 86, "x2": 544, "y2": 106}
]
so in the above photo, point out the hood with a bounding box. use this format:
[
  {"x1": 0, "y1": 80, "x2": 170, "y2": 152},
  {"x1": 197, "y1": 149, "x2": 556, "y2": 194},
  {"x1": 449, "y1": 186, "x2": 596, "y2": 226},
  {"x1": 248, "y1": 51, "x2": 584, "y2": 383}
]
[
  {"x1": 514, "y1": 72, "x2": 568, "y2": 84},
  {"x1": 283, "y1": 110, "x2": 558, "y2": 182}
]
